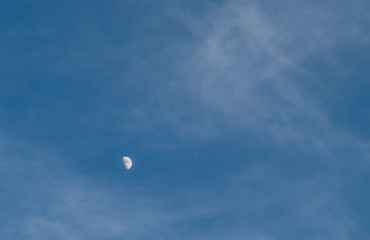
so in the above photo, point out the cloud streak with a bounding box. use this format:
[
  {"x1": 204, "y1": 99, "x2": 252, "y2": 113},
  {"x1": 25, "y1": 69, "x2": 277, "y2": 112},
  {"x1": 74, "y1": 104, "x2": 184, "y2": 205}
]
[{"x1": 125, "y1": 0, "x2": 369, "y2": 154}]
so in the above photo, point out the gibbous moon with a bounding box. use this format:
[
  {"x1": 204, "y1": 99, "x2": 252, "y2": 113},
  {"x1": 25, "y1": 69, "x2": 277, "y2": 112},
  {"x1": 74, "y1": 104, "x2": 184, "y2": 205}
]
[{"x1": 123, "y1": 156, "x2": 132, "y2": 170}]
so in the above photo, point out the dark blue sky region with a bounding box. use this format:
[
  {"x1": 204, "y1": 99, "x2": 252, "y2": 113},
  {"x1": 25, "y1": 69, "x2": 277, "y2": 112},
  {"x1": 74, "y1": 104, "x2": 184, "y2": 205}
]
[{"x1": 1, "y1": 1, "x2": 370, "y2": 239}]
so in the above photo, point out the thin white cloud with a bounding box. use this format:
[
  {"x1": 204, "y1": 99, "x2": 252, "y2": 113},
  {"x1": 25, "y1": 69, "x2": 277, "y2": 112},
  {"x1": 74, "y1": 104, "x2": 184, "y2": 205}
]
[
  {"x1": 124, "y1": 0, "x2": 370, "y2": 155},
  {"x1": 0, "y1": 137, "x2": 226, "y2": 239}
]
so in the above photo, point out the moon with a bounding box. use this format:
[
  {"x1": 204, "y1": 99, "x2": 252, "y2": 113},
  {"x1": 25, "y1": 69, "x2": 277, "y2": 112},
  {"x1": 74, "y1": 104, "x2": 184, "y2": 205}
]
[{"x1": 122, "y1": 156, "x2": 132, "y2": 170}]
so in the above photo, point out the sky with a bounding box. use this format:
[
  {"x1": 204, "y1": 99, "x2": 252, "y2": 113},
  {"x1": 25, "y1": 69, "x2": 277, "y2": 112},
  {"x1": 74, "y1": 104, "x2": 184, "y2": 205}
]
[{"x1": 1, "y1": 0, "x2": 370, "y2": 239}]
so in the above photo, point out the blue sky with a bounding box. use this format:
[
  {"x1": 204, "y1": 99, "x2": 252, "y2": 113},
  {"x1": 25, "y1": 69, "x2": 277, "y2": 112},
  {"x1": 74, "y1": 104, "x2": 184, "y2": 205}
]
[{"x1": 1, "y1": 0, "x2": 370, "y2": 239}]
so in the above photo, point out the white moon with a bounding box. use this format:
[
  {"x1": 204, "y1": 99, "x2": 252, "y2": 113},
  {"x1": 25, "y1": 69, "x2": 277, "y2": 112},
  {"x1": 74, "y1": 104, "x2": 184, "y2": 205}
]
[{"x1": 123, "y1": 156, "x2": 132, "y2": 170}]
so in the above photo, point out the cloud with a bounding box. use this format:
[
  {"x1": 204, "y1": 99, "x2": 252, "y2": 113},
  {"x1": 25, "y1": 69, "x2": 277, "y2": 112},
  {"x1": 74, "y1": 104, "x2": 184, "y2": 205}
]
[
  {"x1": 123, "y1": 1, "x2": 369, "y2": 159},
  {"x1": 121, "y1": 1, "x2": 325, "y2": 141},
  {"x1": 0, "y1": 136, "x2": 229, "y2": 239}
]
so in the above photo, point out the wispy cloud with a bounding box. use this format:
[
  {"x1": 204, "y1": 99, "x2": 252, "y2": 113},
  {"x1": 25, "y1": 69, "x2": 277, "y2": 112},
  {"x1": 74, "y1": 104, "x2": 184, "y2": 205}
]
[
  {"x1": 125, "y1": 0, "x2": 369, "y2": 151},
  {"x1": 0, "y1": 137, "x2": 224, "y2": 239}
]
